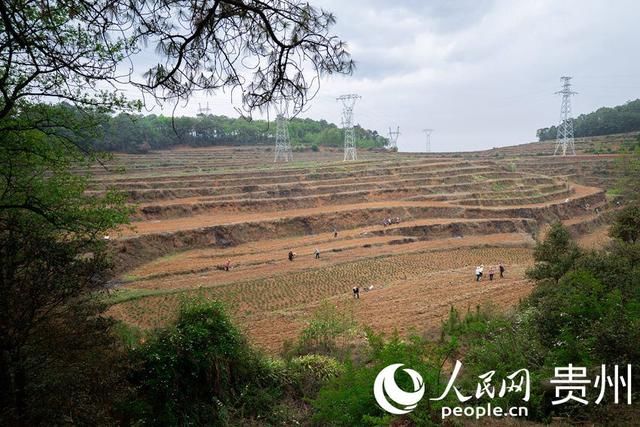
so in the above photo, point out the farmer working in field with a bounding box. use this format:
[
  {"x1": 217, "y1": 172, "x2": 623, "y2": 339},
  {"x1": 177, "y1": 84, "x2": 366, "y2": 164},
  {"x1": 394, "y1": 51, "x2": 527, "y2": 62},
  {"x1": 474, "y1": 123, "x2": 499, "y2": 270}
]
[
  {"x1": 352, "y1": 286, "x2": 360, "y2": 299},
  {"x1": 288, "y1": 251, "x2": 295, "y2": 261},
  {"x1": 499, "y1": 262, "x2": 505, "y2": 278},
  {"x1": 475, "y1": 265, "x2": 484, "y2": 282},
  {"x1": 225, "y1": 259, "x2": 231, "y2": 271},
  {"x1": 314, "y1": 248, "x2": 320, "y2": 259}
]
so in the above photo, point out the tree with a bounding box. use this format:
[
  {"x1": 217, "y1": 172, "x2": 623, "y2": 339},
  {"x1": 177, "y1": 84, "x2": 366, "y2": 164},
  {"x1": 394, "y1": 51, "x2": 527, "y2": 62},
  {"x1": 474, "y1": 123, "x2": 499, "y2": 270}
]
[
  {"x1": 616, "y1": 142, "x2": 640, "y2": 203},
  {"x1": 536, "y1": 99, "x2": 640, "y2": 142},
  {"x1": 610, "y1": 205, "x2": 640, "y2": 243},
  {"x1": 86, "y1": 111, "x2": 386, "y2": 152},
  {"x1": 0, "y1": 0, "x2": 353, "y2": 120},
  {"x1": 126, "y1": 298, "x2": 284, "y2": 425},
  {"x1": 0, "y1": 105, "x2": 131, "y2": 424},
  {"x1": 0, "y1": 1, "x2": 353, "y2": 423},
  {"x1": 527, "y1": 222, "x2": 581, "y2": 282}
]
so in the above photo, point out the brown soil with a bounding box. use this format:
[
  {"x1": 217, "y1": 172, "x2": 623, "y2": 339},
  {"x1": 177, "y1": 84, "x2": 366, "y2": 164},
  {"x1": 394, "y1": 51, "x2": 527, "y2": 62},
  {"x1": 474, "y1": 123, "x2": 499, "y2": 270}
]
[
  {"x1": 108, "y1": 243, "x2": 534, "y2": 352},
  {"x1": 98, "y1": 147, "x2": 619, "y2": 353}
]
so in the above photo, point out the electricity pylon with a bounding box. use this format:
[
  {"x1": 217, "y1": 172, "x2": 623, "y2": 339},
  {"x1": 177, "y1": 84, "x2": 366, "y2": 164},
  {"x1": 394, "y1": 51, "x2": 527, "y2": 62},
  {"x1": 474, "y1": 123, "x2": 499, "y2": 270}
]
[
  {"x1": 422, "y1": 129, "x2": 433, "y2": 152},
  {"x1": 197, "y1": 102, "x2": 211, "y2": 115},
  {"x1": 336, "y1": 94, "x2": 361, "y2": 161},
  {"x1": 273, "y1": 100, "x2": 292, "y2": 162},
  {"x1": 554, "y1": 76, "x2": 577, "y2": 156},
  {"x1": 387, "y1": 126, "x2": 400, "y2": 150}
]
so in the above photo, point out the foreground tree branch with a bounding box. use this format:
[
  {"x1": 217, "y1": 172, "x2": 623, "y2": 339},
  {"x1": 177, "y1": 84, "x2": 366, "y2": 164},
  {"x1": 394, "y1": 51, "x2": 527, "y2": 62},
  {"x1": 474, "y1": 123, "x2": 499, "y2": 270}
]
[{"x1": 0, "y1": 0, "x2": 353, "y2": 121}]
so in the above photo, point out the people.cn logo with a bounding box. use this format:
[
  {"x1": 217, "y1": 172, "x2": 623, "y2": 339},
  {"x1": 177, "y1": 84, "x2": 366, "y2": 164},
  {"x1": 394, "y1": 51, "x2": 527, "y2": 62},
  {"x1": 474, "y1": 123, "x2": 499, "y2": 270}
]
[{"x1": 373, "y1": 364, "x2": 425, "y2": 414}]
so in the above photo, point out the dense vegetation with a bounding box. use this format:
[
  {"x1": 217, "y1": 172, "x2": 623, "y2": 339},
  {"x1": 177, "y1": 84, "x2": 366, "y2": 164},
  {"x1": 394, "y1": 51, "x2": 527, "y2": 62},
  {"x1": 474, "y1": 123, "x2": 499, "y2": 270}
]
[
  {"x1": 2, "y1": 0, "x2": 640, "y2": 425},
  {"x1": 90, "y1": 111, "x2": 388, "y2": 152},
  {"x1": 454, "y1": 218, "x2": 640, "y2": 421},
  {"x1": 537, "y1": 99, "x2": 640, "y2": 140},
  {"x1": 0, "y1": 103, "x2": 132, "y2": 424},
  {"x1": 3, "y1": 106, "x2": 639, "y2": 425},
  {"x1": 112, "y1": 200, "x2": 639, "y2": 425},
  {"x1": 0, "y1": 0, "x2": 354, "y2": 424}
]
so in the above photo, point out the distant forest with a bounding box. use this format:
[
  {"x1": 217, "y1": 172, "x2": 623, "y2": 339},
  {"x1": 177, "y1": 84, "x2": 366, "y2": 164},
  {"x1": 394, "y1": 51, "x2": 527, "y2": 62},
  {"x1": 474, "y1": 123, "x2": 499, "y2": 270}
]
[
  {"x1": 87, "y1": 110, "x2": 387, "y2": 153},
  {"x1": 537, "y1": 99, "x2": 640, "y2": 140}
]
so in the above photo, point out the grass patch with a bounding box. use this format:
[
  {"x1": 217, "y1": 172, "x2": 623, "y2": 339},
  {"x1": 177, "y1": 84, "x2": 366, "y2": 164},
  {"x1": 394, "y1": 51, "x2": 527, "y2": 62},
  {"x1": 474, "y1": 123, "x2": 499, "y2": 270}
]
[
  {"x1": 491, "y1": 182, "x2": 507, "y2": 192},
  {"x1": 121, "y1": 274, "x2": 140, "y2": 283},
  {"x1": 606, "y1": 188, "x2": 623, "y2": 198},
  {"x1": 104, "y1": 287, "x2": 182, "y2": 305}
]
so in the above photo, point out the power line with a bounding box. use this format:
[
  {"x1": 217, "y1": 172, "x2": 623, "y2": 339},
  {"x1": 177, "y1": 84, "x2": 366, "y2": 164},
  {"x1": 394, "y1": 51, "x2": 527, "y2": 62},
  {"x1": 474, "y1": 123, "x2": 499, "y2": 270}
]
[
  {"x1": 273, "y1": 100, "x2": 293, "y2": 162},
  {"x1": 197, "y1": 102, "x2": 211, "y2": 115},
  {"x1": 387, "y1": 126, "x2": 400, "y2": 150},
  {"x1": 554, "y1": 76, "x2": 577, "y2": 156},
  {"x1": 336, "y1": 94, "x2": 361, "y2": 161},
  {"x1": 422, "y1": 129, "x2": 433, "y2": 153}
]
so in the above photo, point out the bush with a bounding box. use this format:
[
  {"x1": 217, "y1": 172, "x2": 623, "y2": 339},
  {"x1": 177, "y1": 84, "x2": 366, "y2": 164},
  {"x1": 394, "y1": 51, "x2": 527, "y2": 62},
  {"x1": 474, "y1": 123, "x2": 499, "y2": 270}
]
[
  {"x1": 288, "y1": 301, "x2": 359, "y2": 359},
  {"x1": 124, "y1": 298, "x2": 285, "y2": 425},
  {"x1": 609, "y1": 204, "x2": 640, "y2": 243},
  {"x1": 527, "y1": 223, "x2": 581, "y2": 282},
  {"x1": 313, "y1": 332, "x2": 445, "y2": 426},
  {"x1": 452, "y1": 214, "x2": 640, "y2": 422},
  {"x1": 529, "y1": 270, "x2": 611, "y2": 365},
  {"x1": 443, "y1": 305, "x2": 548, "y2": 420},
  {"x1": 286, "y1": 354, "x2": 344, "y2": 397}
]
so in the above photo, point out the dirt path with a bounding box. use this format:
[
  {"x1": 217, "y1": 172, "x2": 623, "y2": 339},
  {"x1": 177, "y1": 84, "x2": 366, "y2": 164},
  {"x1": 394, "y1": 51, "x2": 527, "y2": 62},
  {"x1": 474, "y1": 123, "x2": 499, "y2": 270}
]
[
  {"x1": 117, "y1": 184, "x2": 600, "y2": 236},
  {"x1": 108, "y1": 244, "x2": 534, "y2": 352},
  {"x1": 99, "y1": 148, "x2": 615, "y2": 355},
  {"x1": 576, "y1": 224, "x2": 611, "y2": 249},
  {"x1": 123, "y1": 232, "x2": 534, "y2": 290},
  {"x1": 247, "y1": 265, "x2": 533, "y2": 352}
]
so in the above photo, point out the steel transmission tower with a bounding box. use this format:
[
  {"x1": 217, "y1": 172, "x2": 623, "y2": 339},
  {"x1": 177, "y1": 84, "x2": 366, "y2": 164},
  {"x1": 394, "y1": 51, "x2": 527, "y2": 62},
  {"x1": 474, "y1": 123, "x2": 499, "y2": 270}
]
[
  {"x1": 387, "y1": 126, "x2": 400, "y2": 150},
  {"x1": 336, "y1": 94, "x2": 361, "y2": 161},
  {"x1": 554, "y1": 76, "x2": 577, "y2": 156},
  {"x1": 273, "y1": 101, "x2": 293, "y2": 162},
  {"x1": 197, "y1": 102, "x2": 211, "y2": 115},
  {"x1": 422, "y1": 129, "x2": 433, "y2": 152}
]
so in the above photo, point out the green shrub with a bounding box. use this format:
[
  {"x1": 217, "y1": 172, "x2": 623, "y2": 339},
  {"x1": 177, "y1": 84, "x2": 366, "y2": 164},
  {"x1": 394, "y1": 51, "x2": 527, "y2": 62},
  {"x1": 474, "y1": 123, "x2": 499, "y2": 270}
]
[
  {"x1": 444, "y1": 305, "x2": 548, "y2": 420},
  {"x1": 313, "y1": 331, "x2": 449, "y2": 426},
  {"x1": 609, "y1": 204, "x2": 640, "y2": 243},
  {"x1": 453, "y1": 214, "x2": 640, "y2": 422},
  {"x1": 286, "y1": 354, "x2": 344, "y2": 397},
  {"x1": 527, "y1": 223, "x2": 581, "y2": 282},
  {"x1": 124, "y1": 298, "x2": 285, "y2": 425},
  {"x1": 289, "y1": 301, "x2": 359, "y2": 359}
]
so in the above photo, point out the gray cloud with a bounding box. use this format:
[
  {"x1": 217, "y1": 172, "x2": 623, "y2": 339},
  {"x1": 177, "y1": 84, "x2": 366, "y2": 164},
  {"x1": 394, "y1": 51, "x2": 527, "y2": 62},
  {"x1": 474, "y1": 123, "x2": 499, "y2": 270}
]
[{"x1": 156, "y1": 0, "x2": 640, "y2": 152}]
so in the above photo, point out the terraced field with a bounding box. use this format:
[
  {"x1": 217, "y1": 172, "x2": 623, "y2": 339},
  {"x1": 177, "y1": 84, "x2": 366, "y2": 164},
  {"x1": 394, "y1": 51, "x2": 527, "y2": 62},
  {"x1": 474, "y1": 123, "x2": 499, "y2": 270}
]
[
  {"x1": 474, "y1": 132, "x2": 637, "y2": 189},
  {"x1": 99, "y1": 145, "x2": 617, "y2": 352}
]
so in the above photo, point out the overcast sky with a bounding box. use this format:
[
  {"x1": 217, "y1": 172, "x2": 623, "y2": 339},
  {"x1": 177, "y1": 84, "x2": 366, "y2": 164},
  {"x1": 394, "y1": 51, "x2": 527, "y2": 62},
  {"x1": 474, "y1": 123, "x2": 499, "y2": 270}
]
[{"x1": 160, "y1": 0, "x2": 640, "y2": 152}]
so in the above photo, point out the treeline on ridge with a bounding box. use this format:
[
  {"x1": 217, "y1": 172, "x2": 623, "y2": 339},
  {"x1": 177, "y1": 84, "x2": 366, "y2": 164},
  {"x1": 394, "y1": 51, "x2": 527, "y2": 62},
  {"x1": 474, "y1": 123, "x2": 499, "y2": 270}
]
[
  {"x1": 537, "y1": 98, "x2": 640, "y2": 141},
  {"x1": 86, "y1": 108, "x2": 388, "y2": 153}
]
